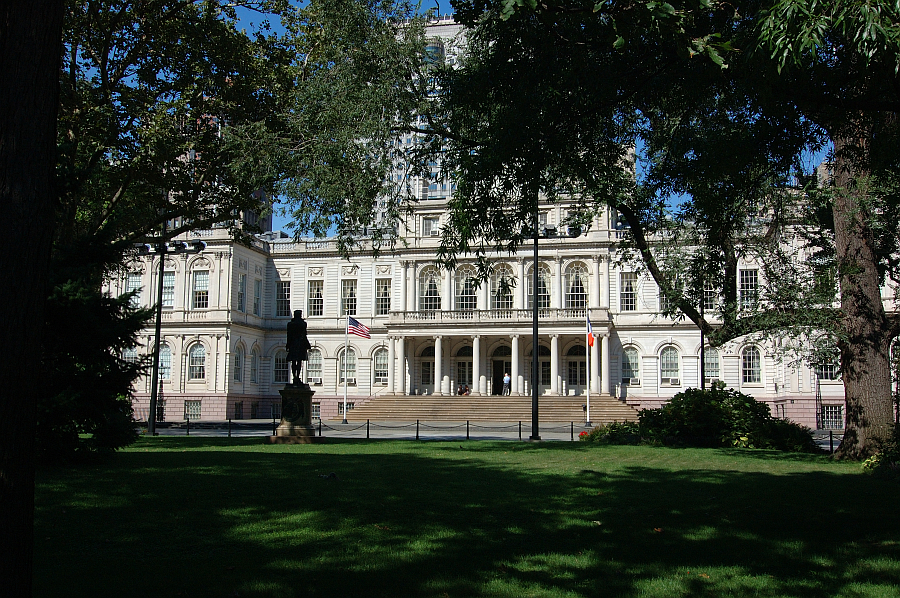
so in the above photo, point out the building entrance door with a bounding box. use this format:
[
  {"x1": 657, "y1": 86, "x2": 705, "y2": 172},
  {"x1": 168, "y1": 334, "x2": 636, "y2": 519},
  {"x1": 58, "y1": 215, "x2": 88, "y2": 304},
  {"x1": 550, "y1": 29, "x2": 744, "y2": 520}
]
[{"x1": 492, "y1": 360, "x2": 511, "y2": 395}]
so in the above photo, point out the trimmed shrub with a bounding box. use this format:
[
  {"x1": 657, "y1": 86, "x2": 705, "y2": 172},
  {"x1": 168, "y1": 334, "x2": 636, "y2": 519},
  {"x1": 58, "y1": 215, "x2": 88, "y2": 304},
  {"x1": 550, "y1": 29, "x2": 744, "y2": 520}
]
[{"x1": 579, "y1": 421, "x2": 641, "y2": 444}]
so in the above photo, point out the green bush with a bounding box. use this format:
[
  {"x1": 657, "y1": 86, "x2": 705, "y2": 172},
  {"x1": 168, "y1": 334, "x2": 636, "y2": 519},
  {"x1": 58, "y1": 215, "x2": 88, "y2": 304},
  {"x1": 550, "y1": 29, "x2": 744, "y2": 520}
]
[
  {"x1": 637, "y1": 387, "x2": 819, "y2": 452},
  {"x1": 579, "y1": 421, "x2": 641, "y2": 444},
  {"x1": 862, "y1": 425, "x2": 900, "y2": 479}
]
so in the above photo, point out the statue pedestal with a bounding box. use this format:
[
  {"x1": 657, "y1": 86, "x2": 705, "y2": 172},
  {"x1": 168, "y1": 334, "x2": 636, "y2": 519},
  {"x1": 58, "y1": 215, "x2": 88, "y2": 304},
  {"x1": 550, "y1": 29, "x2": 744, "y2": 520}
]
[{"x1": 268, "y1": 385, "x2": 320, "y2": 444}]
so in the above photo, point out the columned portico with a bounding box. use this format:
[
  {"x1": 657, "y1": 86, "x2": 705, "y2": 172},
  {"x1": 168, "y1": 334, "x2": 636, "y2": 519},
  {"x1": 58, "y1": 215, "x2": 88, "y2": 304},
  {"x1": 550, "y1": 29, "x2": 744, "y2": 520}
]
[
  {"x1": 550, "y1": 334, "x2": 559, "y2": 395},
  {"x1": 397, "y1": 336, "x2": 406, "y2": 395},
  {"x1": 511, "y1": 334, "x2": 520, "y2": 395},
  {"x1": 600, "y1": 333, "x2": 610, "y2": 395},
  {"x1": 434, "y1": 335, "x2": 443, "y2": 395},
  {"x1": 388, "y1": 336, "x2": 396, "y2": 394},
  {"x1": 400, "y1": 261, "x2": 409, "y2": 312},
  {"x1": 473, "y1": 335, "x2": 482, "y2": 395},
  {"x1": 591, "y1": 331, "x2": 600, "y2": 393}
]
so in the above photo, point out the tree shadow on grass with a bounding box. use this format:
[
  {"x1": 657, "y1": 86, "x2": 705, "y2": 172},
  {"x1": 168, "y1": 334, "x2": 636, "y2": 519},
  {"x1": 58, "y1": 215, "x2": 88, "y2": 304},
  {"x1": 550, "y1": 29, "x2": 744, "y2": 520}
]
[{"x1": 34, "y1": 444, "x2": 900, "y2": 598}]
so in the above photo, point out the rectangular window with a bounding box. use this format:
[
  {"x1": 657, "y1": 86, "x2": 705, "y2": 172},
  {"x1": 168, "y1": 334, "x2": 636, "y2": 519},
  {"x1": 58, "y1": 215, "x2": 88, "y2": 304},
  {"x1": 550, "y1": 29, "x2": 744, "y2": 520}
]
[
  {"x1": 704, "y1": 349, "x2": 720, "y2": 380},
  {"x1": 376, "y1": 279, "x2": 391, "y2": 315},
  {"x1": 233, "y1": 351, "x2": 243, "y2": 382},
  {"x1": 337, "y1": 402, "x2": 355, "y2": 415},
  {"x1": 250, "y1": 352, "x2": 258, "y2": 383},
  {"x1": 620, "y1": 272, "x2": 637, "y2": 311},
  {"x1": 740, "y1": 269, "x2": 758, "y2": 309},
  {"x1": 816, "y1": 361, "x2": 840, "y2": 381},
  {"x1": 311, "y1": 403, "x2": 321, "y2": 420},
  {"x1": 253, "y1": 279, "x2": 261, "y2": 316},
  {"x1": 568, "y1": 360, "x2": 587, "y2": 386},
  {"x1": 342, "y1": 280, "x2": 357, "y2": 316},
  {"x1": 340, "y1": 351, "x2": 357, "y2": 383},
  {"x1": 276, "y1": 281, "x2": 291, "y2": 317},
  {"x1": 374, "y1": 351, "x2": 389, "y2": 384},
  {"x1": 307, "y1": 350, "x2": 323, "y2": 380},
  {"x1": 822, "y1": 405, "x2": 844, "y2": 429},
  {"x1": 234, "y1": 401, "x2": 244, "y2": 419},
  {"x1": 703, "y1": 284, "x2": 717, "y2": 312},
  {"x1": 192, "y1": 271, "x2": 209, "y2": 309},
  {"x1": 423, "y1": 217, "x2": 439, "y2": 237},
  {"x1": 184, "y1": 400, "x2": 201, "y2": 420},
  {"x1": 272, "y1": 401, "x2": 281, "y2": 419},
  {"x1": 162, "y1": 271, "x2": 175, "y2": 308},
  {"x1": 237, "y1": 274, "x2": 247, "y2": 312},
  {"x1": 308, "y1": 280, "x2": 324, "y2": 316},
  {"x1": 126, "y1": 272, "x2": 142, "y2": 307},
  {"x1": 274, "y1": 353, "x2": 289, "y2": 383},
  {"x1": 541, "y1": 361, "x2": 551, "y2": 386}
]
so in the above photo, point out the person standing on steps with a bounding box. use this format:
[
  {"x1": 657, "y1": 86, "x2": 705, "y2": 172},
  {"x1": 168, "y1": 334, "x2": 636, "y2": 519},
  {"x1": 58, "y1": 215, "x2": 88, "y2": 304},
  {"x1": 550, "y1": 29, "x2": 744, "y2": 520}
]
[{"x1": 502, "y1": 372, "x2": 511, "y2": 396}]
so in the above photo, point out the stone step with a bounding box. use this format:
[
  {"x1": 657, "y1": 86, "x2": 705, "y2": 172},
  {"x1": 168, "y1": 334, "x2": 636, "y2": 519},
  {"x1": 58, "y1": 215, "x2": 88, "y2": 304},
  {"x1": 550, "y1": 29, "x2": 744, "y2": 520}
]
[{"x1": 345, "y1": 394, "x2": 639, "y2": 423}]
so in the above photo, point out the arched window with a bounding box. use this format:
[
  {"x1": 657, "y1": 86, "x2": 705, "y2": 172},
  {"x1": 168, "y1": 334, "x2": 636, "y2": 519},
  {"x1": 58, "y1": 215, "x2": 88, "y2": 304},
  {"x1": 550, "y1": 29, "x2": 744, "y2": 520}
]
[
  {"x1": 565, "y1": 263, "x2": 588, "y2": 309},
  {"x1": 340, "y1": 348, "x2": 357, "y2": 383},
  {"x1": 419, "y1": 266, "x2": 441, "y2": 311},
  {"x1": 742, "y1": 346, "x2": 761, "y2": 384},
  {"x1": 188, "y1": 344, "x2": 206, "y2": 380},
  {"x1": 123, "y1": 347, "x2": 138, "y2": 364},
  {"x1": 492, "y1": 263, "x2": 515, "y2": 310},
  {"x1": 703, "y1": 347, "x2": 720, "y2": 382},
  {"x1": 307, "y1": 348, "x2": 322, "y2": 382},
  {"x1": 622, "y1": 347, "x2": 640, "y2": 382},
  {"x1": 374, "y1": 348, "x2": 388, "y2": 384},
  {"x1": 273, "y1": 351, "x2": 289, "y2": 384},
  {"x1": 455, "y1": 265, "x2": 477, "y2": 311},
  {"x1": 527, "y1": 264, "x2": 551, "y2": 310},
  {"x1": 233, "y1": 347, "x2": 244, "y2": 382},
  {"x1": 660, "y1": 347, "x2": 680, "y2": 384},
  {"x1": 250, "y1": 349, "x2": 259, "y2": 383},
  {"x1": 159, "y1": 343, "x2": 171, "y2": 380}
]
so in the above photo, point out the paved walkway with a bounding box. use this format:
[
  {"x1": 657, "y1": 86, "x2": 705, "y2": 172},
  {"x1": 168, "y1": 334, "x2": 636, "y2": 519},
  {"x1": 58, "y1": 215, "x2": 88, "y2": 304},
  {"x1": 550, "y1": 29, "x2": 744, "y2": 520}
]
[{"x1": 146, "y1": 419, "x2": 590, "y2": 442}]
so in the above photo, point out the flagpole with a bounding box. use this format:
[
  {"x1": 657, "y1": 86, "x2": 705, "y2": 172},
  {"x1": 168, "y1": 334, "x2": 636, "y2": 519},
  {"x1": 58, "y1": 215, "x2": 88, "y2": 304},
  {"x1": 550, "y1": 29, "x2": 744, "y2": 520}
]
[
  {"x1": 586, "y1": 311, "x2": 592, "y2": 427},
  {"x1": 343, "y1": 316, "x2": 349, "y2": 424}
]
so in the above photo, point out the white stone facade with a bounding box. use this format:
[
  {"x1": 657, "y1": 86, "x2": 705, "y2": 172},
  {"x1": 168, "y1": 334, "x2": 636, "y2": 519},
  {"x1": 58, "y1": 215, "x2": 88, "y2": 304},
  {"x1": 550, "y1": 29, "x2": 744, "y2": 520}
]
[{"x1": 113, "y1": 200, "x2": 850, "y2": 428}]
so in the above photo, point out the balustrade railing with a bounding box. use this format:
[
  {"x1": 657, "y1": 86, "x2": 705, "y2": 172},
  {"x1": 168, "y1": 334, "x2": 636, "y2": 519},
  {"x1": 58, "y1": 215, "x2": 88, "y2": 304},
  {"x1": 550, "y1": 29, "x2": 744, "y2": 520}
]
[{"x1": 391, "y1": 308, "x2": 600, "y2": 324}]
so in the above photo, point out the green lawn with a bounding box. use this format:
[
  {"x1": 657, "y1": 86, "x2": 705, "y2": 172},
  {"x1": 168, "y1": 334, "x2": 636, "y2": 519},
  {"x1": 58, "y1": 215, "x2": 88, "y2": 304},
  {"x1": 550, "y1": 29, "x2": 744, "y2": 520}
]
[{"x1": 34, "y1": 438, "x2": 899, "y2": 598}]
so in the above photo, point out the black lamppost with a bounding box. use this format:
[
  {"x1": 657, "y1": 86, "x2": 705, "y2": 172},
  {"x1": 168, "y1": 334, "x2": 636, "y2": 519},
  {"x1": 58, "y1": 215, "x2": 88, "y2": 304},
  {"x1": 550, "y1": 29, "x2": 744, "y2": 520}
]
[{"x1": 141, "y1": 226, "x2": 204, "y2": 435}]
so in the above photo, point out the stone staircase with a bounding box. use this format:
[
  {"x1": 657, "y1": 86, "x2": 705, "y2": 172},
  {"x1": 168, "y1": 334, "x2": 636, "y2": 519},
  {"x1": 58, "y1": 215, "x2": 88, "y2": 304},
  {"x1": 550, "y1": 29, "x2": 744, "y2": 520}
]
[{"x1": 347, "y1": 393, "x2": 639, "y2": 423}]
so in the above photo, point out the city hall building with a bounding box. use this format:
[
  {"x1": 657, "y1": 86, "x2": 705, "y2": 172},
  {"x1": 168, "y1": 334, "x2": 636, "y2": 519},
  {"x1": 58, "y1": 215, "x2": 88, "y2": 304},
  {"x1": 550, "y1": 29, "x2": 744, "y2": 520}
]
[{"x1": 112, "y1": 17, "x2": 855, "y2": 428}]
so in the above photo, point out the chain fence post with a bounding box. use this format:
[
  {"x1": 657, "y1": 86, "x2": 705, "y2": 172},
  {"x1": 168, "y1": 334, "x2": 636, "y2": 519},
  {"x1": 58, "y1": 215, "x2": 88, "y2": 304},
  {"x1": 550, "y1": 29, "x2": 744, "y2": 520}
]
[
  {"x1": 416, "y1": 419, "x2": 420, "y2": 441},
  {"x1": 228, "y1": 418, "x2": 232, "y2": 438},
  {"x1": 466, "y1": 420, "x2": 469, "y2": 440},
  {"x1": 519, "y1": 421, "x2": 522, "y2": 441},
  {"x1": 318, "y1": 419, "x2": 322, "y2": 437},
  {"x1": 571, "y1": 421, "x2": 574, "y2": 441},
  {"x1": 367, "y1": 419, "x2": 370, "y2": 439},
  {"x1": 272, "y1": 415, "x2": 277, "y2": 436},
  {"x1": 830, "y1": 430, "x2": 834, "y2": 454},
  {"x1": 186, "y1": 415, "x2": 190, "y2": 436}
]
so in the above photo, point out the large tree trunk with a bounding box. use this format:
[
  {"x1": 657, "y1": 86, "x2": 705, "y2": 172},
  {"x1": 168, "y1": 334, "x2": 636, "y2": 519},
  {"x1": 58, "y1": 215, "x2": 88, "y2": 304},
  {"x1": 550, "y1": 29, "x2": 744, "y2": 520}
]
[
  {"x1": 0, "y1": 1, "x2": 64, "y2": 595},
  {"x1": 831, "y1": 138, "x2": 895, "y2": 459}
]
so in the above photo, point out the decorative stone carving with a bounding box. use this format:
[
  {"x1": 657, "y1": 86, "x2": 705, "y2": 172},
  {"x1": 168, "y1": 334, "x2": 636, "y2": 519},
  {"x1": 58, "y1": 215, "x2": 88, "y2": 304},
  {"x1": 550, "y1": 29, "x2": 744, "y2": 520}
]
[
  {"x1": 255, "y1": 264, "x2": 263, "y2": 275},
  {"x1": 308, "y1": 267, "x2": 323, "y2": 277},
  {"x1": 342, "y1": 265, "x2": 359, "y2": 276},
  {"x1": 376, "y1": 264, "x2": 391, "y2": 274},
  {"x1": 277, "y1": 268, "x2": 290, "y2": 277},
  {"x1": 192, "y1": 257, "x2": 210, "y2": 269},
  {"x1": 238, "y1": 258, "x2": 249, "y2": 270}
]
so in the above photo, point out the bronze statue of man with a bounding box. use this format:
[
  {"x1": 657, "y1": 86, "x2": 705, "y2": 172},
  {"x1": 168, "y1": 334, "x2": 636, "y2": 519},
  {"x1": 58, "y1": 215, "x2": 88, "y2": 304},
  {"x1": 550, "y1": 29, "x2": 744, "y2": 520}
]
[{"x1": 286, "y1": 309, "x2": 312, "y2": 386}]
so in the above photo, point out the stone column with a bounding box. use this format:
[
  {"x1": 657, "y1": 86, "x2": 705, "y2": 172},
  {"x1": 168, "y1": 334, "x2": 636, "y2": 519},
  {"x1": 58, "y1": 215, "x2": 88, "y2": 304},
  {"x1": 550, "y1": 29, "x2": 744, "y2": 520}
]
[
  {"x1": 591, "y1": 333, "x2": 600, "y2": 393},
  {"x1": 434, "y1": 335, "x2": 443, "y2": 395},
  {"x1": 591, "y1": 256, "x2": 601, "y2": 309},
  {"x1": 516, "y1": 258, "x2": 526, "y2": 309},
  {"x1": 397, "y1": 336, "x2": 406, "y2": 395},
  {"x1": 554, "y1": 258, "x2": 563, "y2": 309},
  {"x1": 388, "y1": 336, "x2": 396, "y2": 394},
  {"x1": 550, "y1": 334, "x2": 559, "y2": 395},
  {"x1": 601, "y1": 255, "x2": 610, "y2": 310},
  {"x1": 601, "y1": 333, "x2": 610, "y2": 395},
  {"x1": 400, "y1": 261, "x2": 408, "y2": 312},
  {"x1": 511, "y1": 334, "x2": 520, "y2": 395},
  {"x1": 473, "y1": 335, "x2": 482, "y2": 396},
  {"x1": 410, "y1": 261, "x2": 418, "y2": 312},
  {"x1": 442, "y1": 268, "x2": 451, "y2": 312}
]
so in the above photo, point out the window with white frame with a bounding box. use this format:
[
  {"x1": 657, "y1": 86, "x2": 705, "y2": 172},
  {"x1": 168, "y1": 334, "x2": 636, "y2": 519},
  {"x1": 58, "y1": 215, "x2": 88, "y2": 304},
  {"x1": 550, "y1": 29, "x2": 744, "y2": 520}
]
[
  {"x1": 341, "y1": 279, "x2": 357, "y2": 316},
  {"x1": 253, "y1": 279, "x2": 261, "y2": 315},
  {"x1": 565, "y1": 263, "x2": 588, "y2": 309},
  {"x1": 337, "y1": 401, "x2": 355, "y2": 415},
  {"x1": 250, "y1": 349, "x2": 259, "y2": 383},
  {"x1": 126, "y1": 272, "x2": 142, "y2": 307},
  {"x1": 123, "y1": 347, "x2": 138, "y2": 364},
  {"x1": 307, "y1": 349, "x2": 322, "y2": 382},
  {"x1": 703, "y1": 283, "x2": 717, "y2": 312},
  {"x1": 622, "y1": 347, "x2": 639, "y2": 381},
  {"x1": 162, "y1": 271, "x2": 175, "y2": 308},
  {"x1": 188, "y1": 344, "x2": 205, "y2": 380},
  {"x1": 739, "y1": 269, "x2": 758, "y2": 309},
  {"x1": 492, "y1": 264, "x2": 514, "y2": 310},
  {"x1": 339, "y1": 348, "x2": 357, "y2": 383},
  {"x1": 423, "y1": 216, "x2": 440, "y2": 237},
  {"x1": 273, "y1": 351, "x2": 289, "y2": 384},
  {"x1": 376, "y1": 279, "x2": 391, "y2": 315},
  {"x1": 456, "y1": 266, "x2": 478, "y2": 311},
  {"x1": 419, "y1": 267, "x2": 441, "y2": 311},
  {"x1": 822, "y1": 404, "x2": 844, "y2": 429},
  {"x1": 659, "y1": 278, "x2": 682, "y2": 313},
  {"x1": 704, "y1": 348, "x2": 720, "y2": 381},
  {"x1": 620, "y1": 272, "x2": 637, "y2": 311},
  {"x1": 237, "y1": 273, "x2": 247, "y2": 312},
  {"x1": 527, "y1": 264, "x2": 551, "y2": 310},
  {"x1": 159, "y1": 343, "x2": 171, "y2": 380},
  {"x1": 311, "y1": 402, "x2": 321, "y2": 420},
  {"x1": 233, "y1": 347, "x2": 243, "y2": 382},
  {"x1": 660, "y1": 347, "x2": 680, "y2": 384},
  {"x1": 184, "y1": 400, "x2": 201, "y2": 420},
  {"x1": 816, "y1": 358, "x2": 840, "y2": 381},
  {"x1": 308, "y1": 280, "x2": 323, "y2": 316},
  {"x1": 276, "y1": 281, "x2": 291, "y2": 317},
  {"x1": 567, "y1": 345, "x2": 587, "y2": 386},
  {"x1": 421, "y1": 346, "x2": 434, "y2": 385},
  {"x1": 374, "y1": 348, "x2": 389, "y2": 384},
  {"x1": 742, "y1": 346, "x2": 762, "y2": 383},
  {"x1": 192, "y1": 270, "x2": 209, "y2": 309}
]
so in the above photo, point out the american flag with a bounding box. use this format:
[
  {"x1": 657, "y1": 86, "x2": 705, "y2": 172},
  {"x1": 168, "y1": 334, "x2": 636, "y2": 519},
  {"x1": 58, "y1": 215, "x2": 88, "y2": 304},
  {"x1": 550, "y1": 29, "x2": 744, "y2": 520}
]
[{"x1": 348, "y1": 316, "x2": 370, "y2": 339}]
